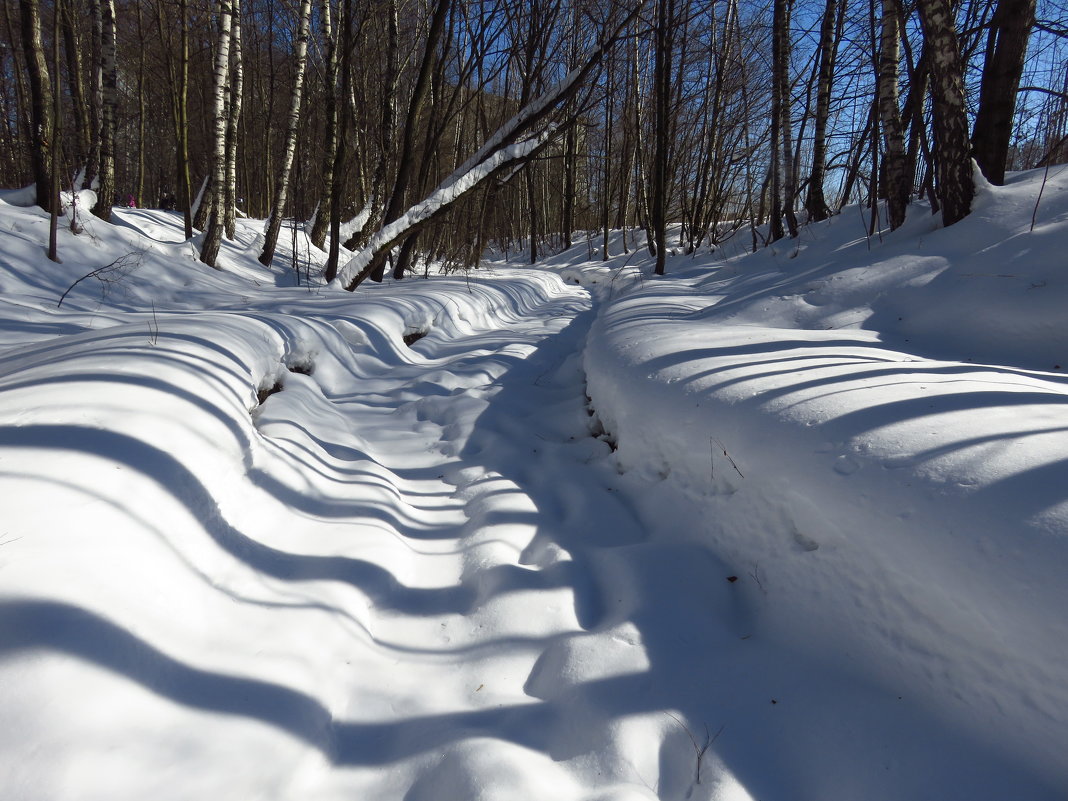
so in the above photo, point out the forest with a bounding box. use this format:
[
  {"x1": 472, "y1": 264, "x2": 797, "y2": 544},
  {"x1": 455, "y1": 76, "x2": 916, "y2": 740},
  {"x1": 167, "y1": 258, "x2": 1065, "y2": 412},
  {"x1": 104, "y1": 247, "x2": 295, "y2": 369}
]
[{"x1": 4, "y1": 0, "x2": 1067, "y2": 285}]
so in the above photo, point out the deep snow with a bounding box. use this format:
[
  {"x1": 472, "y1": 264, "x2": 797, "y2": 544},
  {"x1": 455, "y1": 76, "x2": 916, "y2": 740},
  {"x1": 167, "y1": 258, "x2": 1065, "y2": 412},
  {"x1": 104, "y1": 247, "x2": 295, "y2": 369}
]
[{"x1": 0, "y1": 168, "x2": 1066, "y2": 800}]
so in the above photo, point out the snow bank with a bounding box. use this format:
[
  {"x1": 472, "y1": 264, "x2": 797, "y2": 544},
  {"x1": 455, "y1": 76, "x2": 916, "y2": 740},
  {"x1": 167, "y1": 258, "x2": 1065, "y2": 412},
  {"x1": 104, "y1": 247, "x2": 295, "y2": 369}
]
[{"x1": 582, "y1": 167, "x2": 1068, "y2": 794}]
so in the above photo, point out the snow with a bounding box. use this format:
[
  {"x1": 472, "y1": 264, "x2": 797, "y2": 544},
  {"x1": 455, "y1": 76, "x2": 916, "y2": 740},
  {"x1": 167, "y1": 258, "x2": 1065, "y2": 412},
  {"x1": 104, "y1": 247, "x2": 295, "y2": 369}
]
[{"x1": 1, "y1": 167, "x2": 1067, "y2": 800}]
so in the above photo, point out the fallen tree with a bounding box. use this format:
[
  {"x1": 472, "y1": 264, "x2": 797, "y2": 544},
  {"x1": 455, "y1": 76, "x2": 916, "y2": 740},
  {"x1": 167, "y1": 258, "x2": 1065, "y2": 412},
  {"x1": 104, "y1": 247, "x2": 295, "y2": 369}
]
[{"x1": 328, "y1": 0, "x2": 647, "y2": 291}]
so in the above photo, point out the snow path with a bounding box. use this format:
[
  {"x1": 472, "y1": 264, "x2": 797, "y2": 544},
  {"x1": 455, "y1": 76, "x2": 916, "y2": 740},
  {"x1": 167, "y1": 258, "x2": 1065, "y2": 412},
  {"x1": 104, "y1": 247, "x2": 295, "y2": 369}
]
[{"x1": 0, "y1": 267, "x2": 722, "y2": 800}]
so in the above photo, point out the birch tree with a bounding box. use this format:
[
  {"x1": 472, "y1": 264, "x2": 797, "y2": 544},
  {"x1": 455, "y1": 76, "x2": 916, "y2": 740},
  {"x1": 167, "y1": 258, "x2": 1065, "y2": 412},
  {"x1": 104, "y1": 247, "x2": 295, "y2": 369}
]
[
  {"x1": 91, "y1": 0, "x2": 117, "y2": 220},
  {"x1": 878, "y1": 0, "x2": 908, "y2": 229},
  {"x1": 258, "y1": 0, "x2": 311, "y2": 266},
  {"x1": 200, "y1": 0, "x2": 235, "y2": 268},
  {"x1": 224, "y1": 0, "x2": 245, "y2": 239},
  {"x1": 916, "y1": 0, "x2": 973, "y2": 226}
]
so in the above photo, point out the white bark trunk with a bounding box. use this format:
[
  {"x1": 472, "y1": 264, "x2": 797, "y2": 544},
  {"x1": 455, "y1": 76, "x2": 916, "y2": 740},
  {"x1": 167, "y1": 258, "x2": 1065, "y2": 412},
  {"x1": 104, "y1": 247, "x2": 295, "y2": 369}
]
[
  {"x1": 200, "y1": 0, "x2": 234, "y2": 267},
  {"x1": 259, "y1": 0, "x2": 312, "y2": 266}
]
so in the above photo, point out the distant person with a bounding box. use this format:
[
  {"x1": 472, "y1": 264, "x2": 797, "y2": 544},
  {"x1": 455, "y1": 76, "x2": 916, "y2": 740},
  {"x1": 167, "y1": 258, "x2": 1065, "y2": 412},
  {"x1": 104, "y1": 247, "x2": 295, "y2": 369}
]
[{"x1": 127, "y1": 194, "x2": 136, "y2": 208}]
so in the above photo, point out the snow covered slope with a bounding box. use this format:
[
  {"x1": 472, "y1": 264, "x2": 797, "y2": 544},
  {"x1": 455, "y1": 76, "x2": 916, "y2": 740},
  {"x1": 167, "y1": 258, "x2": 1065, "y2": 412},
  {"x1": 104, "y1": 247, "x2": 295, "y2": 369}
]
[
  {"x1": 0, "y1": 169, "x2": 1066, "y2": 801},
  {"x1": 579, "y1": 167, "x2": 1068, "y2": 798}
]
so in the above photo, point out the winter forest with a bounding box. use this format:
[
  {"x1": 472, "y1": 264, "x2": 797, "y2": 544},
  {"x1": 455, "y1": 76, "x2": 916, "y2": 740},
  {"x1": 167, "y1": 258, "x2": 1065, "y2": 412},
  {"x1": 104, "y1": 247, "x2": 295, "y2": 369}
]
[
  {"x1": 5, "y1": 0, "x2": 1067, "y2": 280},
  {"x1": 3, "y1": 0, "x2": 1068, "y2": 799}
]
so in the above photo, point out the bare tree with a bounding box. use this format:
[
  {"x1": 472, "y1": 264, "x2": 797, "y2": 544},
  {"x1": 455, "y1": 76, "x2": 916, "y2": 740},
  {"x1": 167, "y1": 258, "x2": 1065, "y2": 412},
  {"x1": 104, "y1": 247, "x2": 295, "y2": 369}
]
[
  {"x1": 200, "y1": 0, "x2": 235, "y2": 267},
  {"x1": 972, "y1": 0, "x2": 1036, "y2": 185},
  {"x1": 879, "y1": 0, "x2": 908, "y2": 229},
  {"x1": 335, "y1": 0, "x2": 647, "y2": 290},
  {"x1": 224, "y1": 0, "x2": 245, "y2": 238},
  {"x1": 18, "y1": 0, "x2": 56, "y2": 213},
  {"x1": 259, "y1": 0, "x2": 311, "y2": 266},
  {"x1": 91, "y1": 0, "x2": 117, "y2": 219},
  {"x1": 916, "y1": 0, "x2": 973, "y2": 225},
  {"x1": 805, "y1": 0, "x2": 843, "y2": 222},
  {"x1": 651, "y1": 0, "x2": 676, "y2": 274}
]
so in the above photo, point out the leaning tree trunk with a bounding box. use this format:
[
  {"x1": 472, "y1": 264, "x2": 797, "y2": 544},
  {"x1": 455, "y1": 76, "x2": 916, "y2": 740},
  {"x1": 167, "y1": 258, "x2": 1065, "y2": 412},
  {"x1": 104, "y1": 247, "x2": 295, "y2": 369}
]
[
  {"x1": 200, "y1": 0, "x2": 234, "y2": 268},
  {"x1": 259, "y1": 0, "x2": 311, "y2": 266},
  {"x1": 19, "y1": 0, "x2": 55, "y2": 213},
  {"x1": 879, "y1": 0, "x2": 908, "y2": 229},
  {"x1": 92, "y1": 0, "x2": 117, "y2": 220},
  {"x1": 971, "y1": 0, "x2": 1035, "y2": 185},
  {"x1": 335, "y1": 0, "x2": 647, "y2": 290},
  {"x1": 916, "y1": 0, "x2": 973, "y2": 226}
]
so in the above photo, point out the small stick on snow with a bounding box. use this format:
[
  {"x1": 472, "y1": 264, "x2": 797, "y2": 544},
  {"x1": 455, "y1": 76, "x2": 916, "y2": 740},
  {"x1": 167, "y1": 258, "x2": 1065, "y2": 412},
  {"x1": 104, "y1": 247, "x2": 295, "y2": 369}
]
[{"x1": 714, "y1": 438, "x2": 744, "y2": 478}]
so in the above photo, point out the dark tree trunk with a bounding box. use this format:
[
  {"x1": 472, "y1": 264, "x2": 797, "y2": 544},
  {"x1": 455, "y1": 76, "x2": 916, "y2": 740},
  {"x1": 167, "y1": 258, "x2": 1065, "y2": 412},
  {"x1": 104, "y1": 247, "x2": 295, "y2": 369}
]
[
  {"x1": 972, "y1": 0, "x2": 1035, "y2": 185},
  {"x1": 768, "y1": 0, "x2": 788, "y2": 242},
  {"x1": 806, "y1": 0, "x2": 842, "y2": 222},
  {"x1": 309, "y1": 0, "x2": 339, "y2": 250},
  {"x1": 651, "y1": 0, "x2": 675, "y2": 274},
  {"x1": 19, "y1": 0, "x2": 55, "y2": 213},
  {"x1": 367, "y1": 0, "x2": 452, "y2": 282},
  {"x1": 879, "y1": 0, "x2": 908, "y2": 229}
]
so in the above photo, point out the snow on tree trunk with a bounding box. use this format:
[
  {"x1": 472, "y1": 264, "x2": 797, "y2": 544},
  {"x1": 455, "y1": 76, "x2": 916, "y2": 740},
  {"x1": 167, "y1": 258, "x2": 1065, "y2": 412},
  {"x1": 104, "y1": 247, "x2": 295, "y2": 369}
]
[
  {"x1": 200, "y1": 0, "x2": 234, "y2": 268},
  {"x1": 258, "y1": 0, "x2": 311, "y2": 267}
]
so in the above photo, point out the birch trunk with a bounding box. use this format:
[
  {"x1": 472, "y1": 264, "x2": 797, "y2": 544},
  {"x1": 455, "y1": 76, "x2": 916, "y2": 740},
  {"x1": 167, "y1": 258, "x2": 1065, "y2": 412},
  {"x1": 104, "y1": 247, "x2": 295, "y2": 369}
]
[
  {"x1": 200, "y1": 0, "x2": 234, "y2": 268},
  {"x1": 879, "y1": 0, "x2": 908, "y2": 229},
  {"x1": 259, "y1": 0, "x2": 311, "y2": 266},
  {"x1": 223, "y1": 0, "x2": 243, "y2": 239},
  {"x1": 916, "y1": 0, "x2": 973, "y2": 226},
  {"x1": 91, "y1": 0, "x2": 117, "y2": 220}
]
